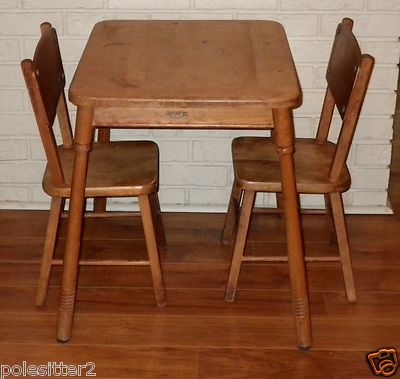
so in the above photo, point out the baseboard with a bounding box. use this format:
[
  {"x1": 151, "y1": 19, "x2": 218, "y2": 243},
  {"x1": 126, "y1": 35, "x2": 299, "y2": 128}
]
[{"x1": 0, "y1": 201, "x2": 393, "y2": 215}]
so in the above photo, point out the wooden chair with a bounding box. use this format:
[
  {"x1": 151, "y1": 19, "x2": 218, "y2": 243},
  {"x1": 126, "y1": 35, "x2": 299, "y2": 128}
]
[
  {"x1": 21, "y1": 23, "x2": 166, "y2": 310},
  {"x1": 222, "y1": 18, "x2": 374, "y2": 304}
]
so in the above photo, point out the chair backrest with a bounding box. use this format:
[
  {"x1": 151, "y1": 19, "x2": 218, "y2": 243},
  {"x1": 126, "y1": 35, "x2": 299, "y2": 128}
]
[
  {"x1": 21, "y1": 22, "x2": 73, "y2": 186},
  {"x1": 315, "y1": 18, "x2": 375, "y2": 182}
]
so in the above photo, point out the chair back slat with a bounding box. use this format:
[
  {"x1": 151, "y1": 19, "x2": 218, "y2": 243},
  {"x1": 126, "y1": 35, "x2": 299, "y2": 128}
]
[
  {"x1": 314, "y1": 18, "x2": 374, "y2": 182},
  {"x1": 57, "y1": 91, "x2": 74, "y2": 148},
  {"x1": 326, "y1": 19, "x2": 361, "y2": 120},
  {"x1": 329, "y1": 54, "x2": 374, "y2": 181},
  {"x1": 315, "y1": 87, "x2": 335, "y2": 144},
  {"x1": 21, "y1": 22, "x2": 74, "y2": 186}
]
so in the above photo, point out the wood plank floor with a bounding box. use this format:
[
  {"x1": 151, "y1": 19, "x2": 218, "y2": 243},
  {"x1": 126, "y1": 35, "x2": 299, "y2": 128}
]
[{"x1": 0, "y1": 210, "x2": 399, "y2": 378}]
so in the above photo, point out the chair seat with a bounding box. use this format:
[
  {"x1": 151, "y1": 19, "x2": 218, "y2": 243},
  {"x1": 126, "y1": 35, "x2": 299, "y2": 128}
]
[
  {"x1": 43, "y1": 140, "x2": 159, "y2": 197},
  {"x1": 233, "y1": 137, "x2": 351, "y2": 194}
]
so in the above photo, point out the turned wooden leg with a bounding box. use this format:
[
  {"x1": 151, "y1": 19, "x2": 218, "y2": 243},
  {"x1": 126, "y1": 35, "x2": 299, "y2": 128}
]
[
  {"x1": 139, "y1": 194, "x2": 166, "y2": 307},
  {"x1": 36, "y1": 197, "x2": 64, "y2": 306},
  {"x1": 225, "y1": 190, "x2": 255, "y2": 302},
  {"x1": 149, "y1": 192, "x2": 167, "y2": 250},
  {"x1": 330, "y1": 192, "x2": 356, "y2": 303},
  {"x1": 222, "y1": 179, "x2": 242, "y2": 244},
  {"x1": 57, "y1": 106, "x2": 94, "y2": 342},
  {"x1": 273, "y1": 108, "x2": 312, "y2": 349}
]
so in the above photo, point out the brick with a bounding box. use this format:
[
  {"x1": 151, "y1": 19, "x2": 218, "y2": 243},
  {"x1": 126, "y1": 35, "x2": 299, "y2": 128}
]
[
  {"x1": 189, "y1": 187, "x2": 231, "y2": 205},
  {"x1": 151, "y1": 12, "x2": 233, "y2": 20},
  {"x1": 311, "y1": 117, "x2": 394, "y2": 142},
  {"x1": 368, "y1": 0, "x2": 400, "y2": 10},
  {"x1": 354, "y1": 118, "x2": 393, "y2": 141},
  {"x1": 159, "y1": 187, "x2": 186, "y2": 204},
  {"x1": 23, "y1": 0, "x2": 103, "y2": 8},
  {"x1": 362, "y1": 41, "x2": 400, "y2": 64},
  {"x1": 0, "y1": 162, "x2": 44, "y2": 183},
  {"x1": 0, "y1": 115, "x2": 37, "y2": 136},
  {"x1": 313, "y1": 65, "x2": 397, "y2": 91},
  {"x1": 363, "y1": 92, "x2": 397, "y2": 116},
  {"x1": 30, "y1": 139, "x2": 45, "y2": 160},
  {"x1": 305, "y1": 91, "x2": 391, "y2": 121},
  {"x1": 238, "y1": 14, "x2": 317, "y2": 37},
  {"x1": 289, "y1": 39, "x2": 332, "y2": 63},
  {"x1": 321, "y1": 15, "x2": 400, "y2": 37},
  {"x1": 0, "y1": 0, "x2": 18, "y2": 8},
  {"x1": 150, "y1": 129, "x2": 193, "y2": 139},
  {"x1": 224, "y1": 130, "x2": 270, "y2": 139},
  {"x1": 281, "y1": 0, "x2": 363, "y2": 10},
  {"x1": 355, "y1": 143, "x2": 392, "y2": 166},
  {"x1": 104, "y1": 129, "x2": 150, "y2": 140},
  {"x1": 299, "y1": 194, "x2": 325, "y2": 208},
  {"x1": 315, "y1": 66, "x2": 327, "y2": 89},
  {"x1": 158, "y1": 140, "x2": 189, "y2": 161},
  {"x1": 318, "y1": 116, "x2": 342, "y2": 141},
  {"x1": 151, "y1": 129, "x2": 267, "y2": 138},
  {"x1": 296, "y1": 66, "x2": 314, "y2": 89},
  {"x1": 45, "y1": 38, "x2": 85, "y2": 62},
  {"x1": 368, "y1": 67, "x2": 399, "y2": 91},
  {"x1": 66, "y1": 13, "x2": 112, "y2": 36},
  {"x1": 31, "y1": 186, "x2": 51, "y2": 202},
  {"x1": 65, "y1": 63, "x2": 78, "y2": 84},
  {"x1": 0, "y1": 64, "x2": 24, "y2": 87},
  {"x1": 0, "y1": 39, "x2": 20, "y2": 61},
  {"x1": 0, "y1": 186, "x2": 29, "y2": 202},
  {"x1": 350, "y1": 167, "x2": 390, "y2": 189},
  {"x1": 106, "y1": 198, "x2": 138, "y2": 209},
  {"x1": 351, "y1": 190, "x2": 388, "y2": 207},
  {"x1": 22, "y1": 39, "x2": 39, "y2": 61},
  {"x1": 192, "y1": 140, "x2": 231, "y2": 162},
  {"x1": 342, "y1": 192, "x2": 352, "y2": 207},
  {"x1": 95, "y1": 129, "x2": 152, "y2": 141},
  {"x1": 108, "y1": 0, "x2": 190, "y2": 9},
  {"x1": 295, "y1": 91, "x2": 325, "y2": 115},
  {"x1": 262, "y1": 193, "x2": 276, "y2": 207},
  {"x1": 314, "y1": 65, "x2": 397, "y2": 91},
  {"x1": 66, "y1": 13, "x2": 146, "y2": 36},
  {"x1": 293, "y1": 117, "x2": 312, "y2": 138},
  {"x1": 0, "y1": 139, "x2": 28, "y2": 160},
  {"x1": 195, "y1": 0, "x2": 277, "y2": 10},
  {"x1": 0, "y1": 90, "x2": 24, "y2": 111},
  {"x1": 113, "y1": 12, "x2": 150, "y2": 20},
  {"x1": 160, "y1": 164, "x2": 227, "y2": 186},
  {"x1": 0, "y1": 13, "x2": 63, "y2": 35}
]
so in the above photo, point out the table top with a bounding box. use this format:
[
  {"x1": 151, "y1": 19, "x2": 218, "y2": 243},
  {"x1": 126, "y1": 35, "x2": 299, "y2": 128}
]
[{"x1": 69, "y1": 20, "x2": 302, "y2": 109}]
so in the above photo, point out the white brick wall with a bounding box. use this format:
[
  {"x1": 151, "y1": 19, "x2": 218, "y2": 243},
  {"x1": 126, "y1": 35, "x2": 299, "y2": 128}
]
[{"x1": 0, "y1": 0, "x2": 398, "y2": 213}]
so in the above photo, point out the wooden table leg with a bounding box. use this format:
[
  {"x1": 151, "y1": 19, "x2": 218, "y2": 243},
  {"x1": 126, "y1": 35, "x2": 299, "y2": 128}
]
[
  {"x1": 57, "y1": 106, "x2": 94, "y2": 342},
  {"x1": 93, "y1": 128, "x2": 110, "y2": 212},
  {"x1": 273, "y1": 108, "x2": 312, "y2": 349}
]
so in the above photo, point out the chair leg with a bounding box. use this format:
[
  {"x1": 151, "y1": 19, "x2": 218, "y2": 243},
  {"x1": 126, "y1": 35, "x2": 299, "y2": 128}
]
[
  {"x1": 149, "y1": 192, "x2": 167, "y2": 250},
  {"x1": 225, "y1": 190, "x2": 256, "y2": 302},
  {"x1": 138, "y1": 194, "x2": 166, "y2": 307},
  {"x1": 93, "y1": 128, "x2": 111, "y2": 213},
  {"x1": 222, "y1": 180, "x2": 242, "y2": 244},
  {"x1": 36, "y1": 197, "x2": 64, "y2": 306},
  {"x1": 329, "y1": 192, "x2": 356, "y2": 303},
  {"x1": 93, "y1": 197, "x2": 107, "y2": 212},
  {"x1": 276, "y1": 193, "x2": 284, "y2": 218},
  {"x1": 324, "y1": 194, "x2": 337, "y2": 244}
]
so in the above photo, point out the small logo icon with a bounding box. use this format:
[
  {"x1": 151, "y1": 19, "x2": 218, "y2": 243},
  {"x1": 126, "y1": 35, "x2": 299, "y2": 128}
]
[{"x1": 367, "y1": 348, "x2": 399, "y2": 377}]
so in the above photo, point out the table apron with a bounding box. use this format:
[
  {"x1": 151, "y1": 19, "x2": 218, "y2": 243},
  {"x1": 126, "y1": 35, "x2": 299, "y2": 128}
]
[{"x1": 92, "y1": 104, "x2": 273, "y2": 129}]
